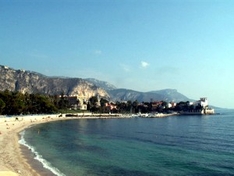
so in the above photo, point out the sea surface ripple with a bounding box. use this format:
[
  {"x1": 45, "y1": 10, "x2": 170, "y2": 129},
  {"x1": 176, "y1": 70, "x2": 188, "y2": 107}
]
[{"x1": 22, "y1": 109, "x2": 234, "y2": 176}]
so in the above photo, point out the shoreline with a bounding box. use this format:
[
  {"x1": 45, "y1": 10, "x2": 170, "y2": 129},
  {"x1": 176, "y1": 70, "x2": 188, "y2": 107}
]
[
  {"x1": 0, "y1": 112, "x2": 176, "y2": 176},
  {"x1": 0, "y1": 115, "x2": 44, "y2": 176},
  {"x1": 0, "y1": 114, "x2": 134, "y2": 176}
]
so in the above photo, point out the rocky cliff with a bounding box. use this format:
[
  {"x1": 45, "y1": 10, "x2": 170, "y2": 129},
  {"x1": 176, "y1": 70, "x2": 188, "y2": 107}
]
[
  {"x1": 0, "y1": 65, "x2": 109, "y2": 99},
  {"x1": 0, "y1": 65, "x2": 191, "y2": 103}
]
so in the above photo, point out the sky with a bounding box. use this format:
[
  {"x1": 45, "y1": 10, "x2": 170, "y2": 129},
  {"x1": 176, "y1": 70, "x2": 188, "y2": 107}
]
[{"x1": 0, "y1": 0, "x2": 234, "y2": 109}]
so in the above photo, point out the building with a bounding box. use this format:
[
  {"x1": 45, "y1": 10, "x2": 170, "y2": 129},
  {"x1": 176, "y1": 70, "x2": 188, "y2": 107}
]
[
  {"x1": 105, "y1": 102, "x2": 118, "y2": 112},
  {"x1": 194, "y1": 97, "x2": 208, "y2": 108},
  {"x1": 66, "y1": 95, "x2": 87, "y2": 110}
]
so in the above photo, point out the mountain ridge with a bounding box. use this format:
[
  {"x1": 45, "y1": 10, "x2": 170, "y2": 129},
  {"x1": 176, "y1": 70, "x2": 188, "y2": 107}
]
[
  {"x1": 0, "y1": 65, "x2": 191, "y2": 103},
  {"x1": 0, "y1": 65, "x2": 109, "y2": 99},
  {"x1": 84, "y1": 76, "x2": 191, "y2": 102}
]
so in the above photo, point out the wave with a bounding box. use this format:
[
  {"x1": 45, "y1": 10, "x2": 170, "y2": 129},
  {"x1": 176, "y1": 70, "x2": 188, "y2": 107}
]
[{"x1": 18, "y1": 130, "x2": 66, "y2": 176}]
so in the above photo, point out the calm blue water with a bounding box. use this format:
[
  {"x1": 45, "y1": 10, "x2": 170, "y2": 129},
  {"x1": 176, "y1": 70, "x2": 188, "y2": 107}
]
[{"x1": 20, "y1": 110, "x2": 234, "y2": 176}]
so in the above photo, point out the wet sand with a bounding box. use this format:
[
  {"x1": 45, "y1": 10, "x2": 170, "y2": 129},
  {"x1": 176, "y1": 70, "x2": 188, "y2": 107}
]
[{"x1": 0, "y1": 115, "x2": 64, "y2": 176}]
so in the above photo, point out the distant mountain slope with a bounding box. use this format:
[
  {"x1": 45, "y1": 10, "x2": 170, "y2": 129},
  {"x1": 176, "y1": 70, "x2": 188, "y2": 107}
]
[
  {"x1": 107, "y1": 88, "x2": 191, "y2": 102},
  {"x1": 85, "y1": 78, "x2": 117, "y2": 90},
  {"x1": 148, "y1": 89, "x2": 191, "y2": 102},
  {"x1": 84, "y1": 78, "x2": 190, "y2": 102},
  {"x1": 0, "y1": 65, "x2": 109, "y2": 99},
  {"x1": 0, "y1": 65, "x2": 191, "y2": 103}
]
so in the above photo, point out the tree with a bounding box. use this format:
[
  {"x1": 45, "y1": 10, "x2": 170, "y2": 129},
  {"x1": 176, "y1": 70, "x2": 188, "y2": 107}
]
[
  {"x1": 100, "y1": 98, "x2": 108, "y2": 107},
  {"x1": 88, "y1": 96, "x2": 100, "y2": 112},
  {"x1": 0, "y1": 98, "x2": 5, "y2": 114},
  {"x1": 127, "y1": 100, "x2": 132, "y2": 113},
  {"x1": 0, "y1": 90, "x2": 58, "y2": 115},
  {"x1": 132, "y1": 100, "x2": 139, "y2": 113},
  {"x1": 100, "y1": 98, "x2": 109, "y2": 113},
  {"x1": 89, "y1": 96, "x2": 98, "y2": 106},
  {"x1": 58, "y1": 92, "x2": 69, "y2": 109}
]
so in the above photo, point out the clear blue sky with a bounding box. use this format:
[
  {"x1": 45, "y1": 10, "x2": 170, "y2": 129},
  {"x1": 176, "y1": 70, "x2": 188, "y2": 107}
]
[{"x1": 1, "y1": 0, "x2": 234, "y2": 108}]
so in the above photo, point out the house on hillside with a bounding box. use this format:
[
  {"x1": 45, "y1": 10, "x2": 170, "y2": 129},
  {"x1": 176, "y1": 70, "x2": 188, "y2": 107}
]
[
  {"x1": 67, "y1": 96, "x2": 79, "y2": 110},
  {"x1": 67, "y1": 96, "x2": 87, "y2": 110}
]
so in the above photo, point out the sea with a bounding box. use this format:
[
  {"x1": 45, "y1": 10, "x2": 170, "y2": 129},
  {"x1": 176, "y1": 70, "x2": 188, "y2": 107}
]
[{"x1": 19, "y1": 109, "x2": 234, "y2": 176}]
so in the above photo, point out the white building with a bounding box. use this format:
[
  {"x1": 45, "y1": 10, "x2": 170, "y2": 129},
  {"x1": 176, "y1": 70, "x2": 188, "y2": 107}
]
[{"x1": 194, "y1": 97, "x2": 208, "y2": 108}]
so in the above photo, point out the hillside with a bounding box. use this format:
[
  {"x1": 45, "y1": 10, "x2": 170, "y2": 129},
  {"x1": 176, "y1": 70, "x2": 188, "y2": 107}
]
[
  {"x1": 85, "y1": 78, "x2": 191, "y2": 102},
  {"x1": 0, "y1": 65, "x2": 191, "y2": 103},
  {"x1": 0, "y1": 65, "x2": 109, "y2": 99},
  {"x1": 85, "y1": 78, "x2": 117, "y2": 90},
  {"x1": 107, "y1": 88, "x2": 190, "y2": 102}
]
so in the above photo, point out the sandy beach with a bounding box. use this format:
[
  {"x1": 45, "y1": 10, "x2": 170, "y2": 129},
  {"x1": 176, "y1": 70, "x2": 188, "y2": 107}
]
[
  {"x1": 0, "y1": 113, "x2": 132, "y2": 176},
  {"x1": 0, "y1": 112, "x2": 175, "y2": 176},
  {"x1": 0, "y1": 115, "x2": 65, "y2": 176}
]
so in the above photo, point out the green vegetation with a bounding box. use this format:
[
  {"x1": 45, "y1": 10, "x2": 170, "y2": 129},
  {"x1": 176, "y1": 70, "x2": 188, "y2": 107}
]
[
  {"x1": 0, "y1": 90, "x2": 110, "y2": 115},
  {"x1": 0, "y1": 90, "x2": 58, "y2": 115},
  {"x1": 0, "y1": 90, "x2": 203, "y2": 115}
]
